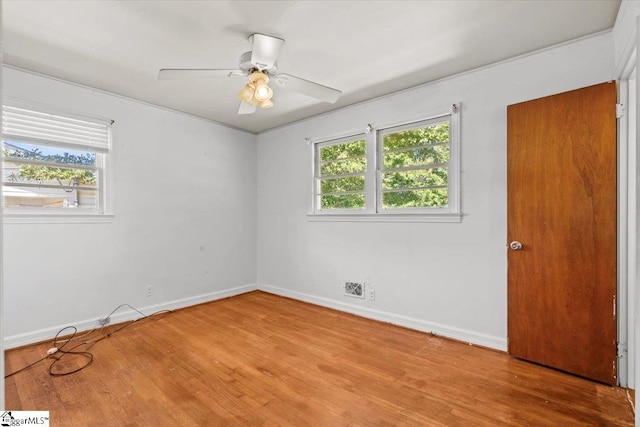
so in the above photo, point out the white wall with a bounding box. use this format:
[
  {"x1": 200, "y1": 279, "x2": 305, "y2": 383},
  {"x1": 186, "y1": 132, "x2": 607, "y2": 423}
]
[
  {"x1": 256, "y1": 32, "x2": 615, "y2": 350},
  {"x1": 3, "y1": 67, "x2": 257, "y2": 347}
]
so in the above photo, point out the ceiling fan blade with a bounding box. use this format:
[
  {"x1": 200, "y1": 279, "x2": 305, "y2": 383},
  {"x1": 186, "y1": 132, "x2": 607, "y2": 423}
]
[
  {"x1": 158, "y1": 69, "x2": 243, "y2": 80},
  {"x1": 238, "y1": 101, "x2": 257, "y2": 115},
  {"x1": 273, "y1": 73, "x2": 342, "y2": 104},
  {"x1": 250, "y1": 34, "x2": 284, "y2": 70}
]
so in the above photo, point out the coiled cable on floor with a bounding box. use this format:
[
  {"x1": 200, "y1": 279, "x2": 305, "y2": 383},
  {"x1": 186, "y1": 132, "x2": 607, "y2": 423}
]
[{"x1": 4, "y1": 304, "x2": 171, "y2": 378}]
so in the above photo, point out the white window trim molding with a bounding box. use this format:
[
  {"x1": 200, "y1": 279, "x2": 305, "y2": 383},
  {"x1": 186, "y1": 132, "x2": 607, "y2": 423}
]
[
  {"x1": 308, "y1": 104, "x2": 461, "y2": 222},
  {"x1": 307, "y1": 212, "x2": 462, "y2": 223}
]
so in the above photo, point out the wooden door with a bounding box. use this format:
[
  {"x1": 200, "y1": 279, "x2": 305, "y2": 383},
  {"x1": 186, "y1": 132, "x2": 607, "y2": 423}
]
[{"x1": 507, "y1": 82, "x2": 617, "y2": 385}]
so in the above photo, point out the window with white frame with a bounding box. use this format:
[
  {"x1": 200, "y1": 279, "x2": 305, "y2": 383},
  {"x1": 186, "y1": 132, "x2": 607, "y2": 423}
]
[
  {"x1": 2, "y1": 100, "x2": 112, "y2": 214},
  {"x1": 314, "y1": 135, "x2": 368, "y2": 211},
  {"x1": 311, "y1": 105, "x2": 460, "y2": 220}
]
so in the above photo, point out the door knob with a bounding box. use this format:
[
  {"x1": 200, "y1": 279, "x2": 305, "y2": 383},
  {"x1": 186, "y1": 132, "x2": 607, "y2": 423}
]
[{"x1": 509, "y1": 241, "x2": 523, "y2": 251}]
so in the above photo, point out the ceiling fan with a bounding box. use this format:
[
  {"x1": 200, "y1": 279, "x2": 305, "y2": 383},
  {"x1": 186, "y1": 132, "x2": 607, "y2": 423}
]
[{"x1": 158, "y1": 33, "x2": 342, "y2": 115}]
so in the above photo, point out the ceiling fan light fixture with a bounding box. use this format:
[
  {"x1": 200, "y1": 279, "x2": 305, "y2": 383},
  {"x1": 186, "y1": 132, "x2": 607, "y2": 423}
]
[
  {"x1": 238, "y1": 83, "x2": 256, "y2": 104},
  {"x1": 258, "y1": 99, "x2": 274, "y2": 109},
  {"x1": 254, "y1": 82, "x2": 273, "y2": 102},
  {"x1": 243, "y1": 70, "x2": 273, "y2": 108},
  {"x1": 248, "y1": 70, "x2": 268, "y2": 83}
]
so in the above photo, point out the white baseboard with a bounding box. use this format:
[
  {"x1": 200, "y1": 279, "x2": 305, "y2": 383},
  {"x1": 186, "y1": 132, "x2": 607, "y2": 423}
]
[
  {"x1": 5, "y1": 283, "x2": 507, "y2": 352},
  {"x1": 4, "y1": 284, "x2": 258, "y2": 349},
  {"x1": 258, "y1": 284, "x2": 507, "y2": 351}
]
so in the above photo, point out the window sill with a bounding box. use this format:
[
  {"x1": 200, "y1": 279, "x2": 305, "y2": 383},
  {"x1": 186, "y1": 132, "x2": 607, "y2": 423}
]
[
  {"x1": 307, "y1": 212, "x2": 462, "y2": 223},
  {"x1": 4, "y1": 213, "x2": 114, "y2": 224}
]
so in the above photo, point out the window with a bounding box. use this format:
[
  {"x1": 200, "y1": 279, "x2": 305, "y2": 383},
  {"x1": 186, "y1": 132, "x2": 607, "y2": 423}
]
[
  {"x1": 378, "y1": 117, "x2": 451, "y2": 212},
  {"x1": 2, "y1": 100, "x2": 112, "y2": 217},
  {"x1": 311, "y1": 105, "x2": 460, "y2": 221},
  {"x1": 314, "y1": 135, "x2": 367, "y2": 211}
]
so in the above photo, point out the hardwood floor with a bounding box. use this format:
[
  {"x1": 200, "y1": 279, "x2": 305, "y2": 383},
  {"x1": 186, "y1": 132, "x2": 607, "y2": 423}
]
[{"x1": 5, "y1": 291, "x2": 634, "y2": 426}]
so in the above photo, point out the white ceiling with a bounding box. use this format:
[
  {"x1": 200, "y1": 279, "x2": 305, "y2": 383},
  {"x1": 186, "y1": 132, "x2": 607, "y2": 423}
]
[{"x1": 3, "y1": 0, "x2": 621, "y2": 134}]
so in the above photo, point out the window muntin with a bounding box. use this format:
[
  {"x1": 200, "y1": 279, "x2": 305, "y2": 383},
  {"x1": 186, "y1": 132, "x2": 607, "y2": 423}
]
[
  {"x1": 378, "y1": 118, "x2": 451, "y2": 210},
  {"x1": 2, "y1": 101, "x2": 111, "y2": 214},
  {"x1": 315, "y1": 137, "x2": 367, "y2": 211}
]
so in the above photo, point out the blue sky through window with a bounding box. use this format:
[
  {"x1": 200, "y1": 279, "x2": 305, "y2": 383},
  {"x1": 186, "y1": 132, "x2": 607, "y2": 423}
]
[{"x1": 3, "y1": 140, "x2": 95, "y2": 166}]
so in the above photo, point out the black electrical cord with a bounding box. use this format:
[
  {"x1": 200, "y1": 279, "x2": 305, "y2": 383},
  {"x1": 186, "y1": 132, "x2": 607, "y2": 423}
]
[
  {"x1": 4, "y1": 354, "x2": 50, "y2": 379},
  {"x1": 48, "y1": 326, "x2": 94, "y2": 377},
  {"x1": 4, "y1": 305, "x2": 172, "y2": 378}
]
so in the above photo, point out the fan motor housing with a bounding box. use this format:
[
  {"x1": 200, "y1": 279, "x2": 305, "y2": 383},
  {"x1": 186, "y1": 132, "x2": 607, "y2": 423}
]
[{"x1": 239, "y1": 51, "x2": 277, "y2": 75}]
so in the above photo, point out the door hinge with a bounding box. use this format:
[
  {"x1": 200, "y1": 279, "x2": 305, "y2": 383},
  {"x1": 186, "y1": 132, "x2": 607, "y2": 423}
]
[
  {"x1": 617, "y1": 341, "x2": 627, "y2": 358},
  {"x1": 616, "y1": 103, "x2": 625, "y2": 118}
]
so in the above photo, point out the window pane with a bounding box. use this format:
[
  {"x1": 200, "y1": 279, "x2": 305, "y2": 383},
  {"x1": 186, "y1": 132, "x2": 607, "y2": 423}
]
[
  {"x1": 3, "y1": 159, "x2": 98, "y2": 209},
  {"x1": 3, "y1": 187, "x2": 97, "y2": 209},
  {"x1": 4, "y1": 160, "x2": 97, "y2": 187},
  {"x1": 381, "y1": 168, "x2": 448, "y2": 190},
  {"x1": 321, "y1": 193, "x2": 365, "y2": 209},
  {"x1": 320, "y1": 176, "x2": 365, "y2": 193},
  {"x1": 320, "y1": 139, "x2": 366, "y2": 161},
  {"x1": 382, "y1": 122, "x2": 449, "y2": 151},
  {"x1": 379, "y1": 119, "x2": 451, "y2": 212},
  {"x1": 316, "y1": 137, "x2": 368, "y2": 211},
  {"x1": 3, "y1": 140, "x2": 96, "y2": 166},
  {"x1": 382, "y1": 188, "x2": 448, "y2": 208},
  {"x1": 383, "y1": 145, "x2": 449, "y2": 169},
  {"x1": 320, "y1": 157, "x2": 366, "y2": 176}
]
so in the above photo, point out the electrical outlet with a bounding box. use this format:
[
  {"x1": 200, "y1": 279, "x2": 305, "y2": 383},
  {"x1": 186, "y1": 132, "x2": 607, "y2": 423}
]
[
  {"x1": 368, "y1": 289, "x2": 375, "y2": 301},
  {"x1": 98, "y1": 317, "x2": 110, "y2": 326},
  {"x1": 146, "y1": 285, "x2": 153, "y2": 297}
]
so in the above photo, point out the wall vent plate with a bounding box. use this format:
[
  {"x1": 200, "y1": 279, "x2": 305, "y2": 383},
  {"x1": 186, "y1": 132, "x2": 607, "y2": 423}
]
[{"x1": 344, "y1": 281, "x2": 365, "y2": 299}]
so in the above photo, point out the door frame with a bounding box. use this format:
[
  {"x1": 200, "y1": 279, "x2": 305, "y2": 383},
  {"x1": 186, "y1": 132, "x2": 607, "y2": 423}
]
[
  {"x1": 614, "y1": 15, "x2": 639, "y2": 389},
  {"x1": 618, "y1": 76, "x2": 635, "y2": 389}
]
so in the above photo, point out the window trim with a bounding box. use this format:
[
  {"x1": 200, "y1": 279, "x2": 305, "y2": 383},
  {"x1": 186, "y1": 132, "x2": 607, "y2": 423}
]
[
  {"x1": 2, "y1": 98, "x2": 113, "y2": 223},
  {"x1": 308, "y1": 104, "x2": 461, "y2": 222}
]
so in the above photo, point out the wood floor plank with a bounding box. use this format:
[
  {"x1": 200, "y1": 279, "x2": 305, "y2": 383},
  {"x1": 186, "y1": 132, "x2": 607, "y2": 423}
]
[{"x1": 4, "y1": 291, "x2": 634, "y2": 426}]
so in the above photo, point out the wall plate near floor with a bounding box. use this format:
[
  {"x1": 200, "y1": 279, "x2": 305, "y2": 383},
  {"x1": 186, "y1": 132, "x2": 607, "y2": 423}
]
[{"x1": 368, "y1": 288, "x2": 375, "y2": 301}]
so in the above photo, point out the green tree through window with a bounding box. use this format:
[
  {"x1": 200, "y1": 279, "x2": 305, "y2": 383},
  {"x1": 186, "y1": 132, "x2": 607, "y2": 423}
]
[
  {"x1": 381, "y1": 121, "x2": 449, "y2": 209},
  {"x1": 312, "y1": 111, "x2": 457, "y2": 216},
  {"x1": 4, "y1": 146, "x2": 96, "y2": 186},
  {"x1": 317, "y1": 139, "x2": 366, "y2": 209}
]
